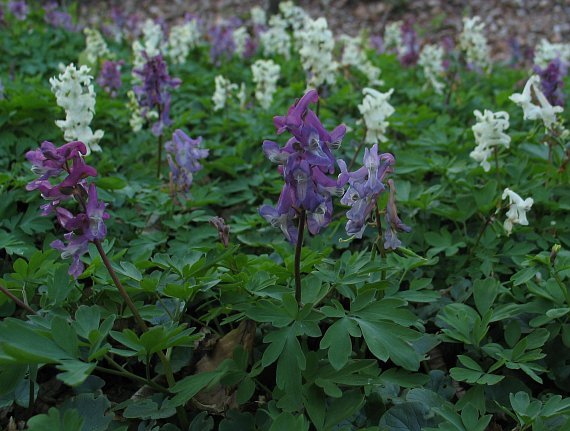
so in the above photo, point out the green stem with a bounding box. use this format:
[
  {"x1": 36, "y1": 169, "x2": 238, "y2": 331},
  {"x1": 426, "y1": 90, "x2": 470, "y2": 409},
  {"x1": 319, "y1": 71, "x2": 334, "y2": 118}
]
[
  {"x1": 294, "y1": 210, "x2": 306, "y2": 306},
  {"x1": 0, "y1": 284, "x2": 35, "y2": 314},
  {"x1": 374, "y1": 201, "x2": 387, "y2": 280},
  {"x1": 494, "y1": 146, "x2": 500, "y2": 188},
  {"x1": 157, "y1": 133, "x2": 163, "y2": 179},
  {"x1": 550, "y1": 268, "x2": 570, "y2": 308}
]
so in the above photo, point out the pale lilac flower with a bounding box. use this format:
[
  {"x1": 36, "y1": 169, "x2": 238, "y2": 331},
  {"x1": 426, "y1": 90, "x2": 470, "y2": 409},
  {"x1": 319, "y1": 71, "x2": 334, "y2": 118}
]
[
  {"x1": 165, "y1": 129, "x2": 208, "y2": 193},
  {"x1": 534, "y1": 58, "x2": 566, "y2": 107},
  {"x1": 8, "y1": 1, "x2": 28, "y2": 20},
  {"x1": 97, "y1": 60, "x2": 123, "y2": 97}
]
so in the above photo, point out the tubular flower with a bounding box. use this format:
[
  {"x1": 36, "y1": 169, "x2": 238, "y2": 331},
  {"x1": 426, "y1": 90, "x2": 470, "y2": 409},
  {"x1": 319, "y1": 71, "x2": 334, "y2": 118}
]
[
  {"x1": 418, "y1": 44, "x2": 445, "y2": 94},
  {"x1": 358, "y1": 88, "x2": 395, "y2": 144},
  {"x1": 533, "y1": 39, "x2": 570, "y2": 69},
  {"x1": 212, "y1": 75, "x2": 238, "y2": 111},
  {"x1": 384, "y1": 179, "x2": 412, "y2": 249},
  {"x1": 469, "y1": 110, "x2": 511, "y2": 172},
  {"x1": 97, "y1": 60, "x2": 123, "y2": 97},
  {"x1": 26, "y1": 141, "x2": 108, "y2": 278},
  {"x1": 84, "y1": 28, "x2": 112, "y2": 65},
  {"x1": 534, "y1": 59, "x2": 566, "y2": 107},
  {"x1": 165, "y1": 129, "x2": 208, "y2": 194},
  {"x1": 260, "y1": 14, "x2": 291, "y2": 60},
  {"x1": 340, "y1": 35, "x2": 383, "y2": 86},
  {"x1": 260, "y1": 90, "x2": 348, "y2": 243},
  {"x1": 502, "y1": 188, "x2": 533, "y2": 235},
  {"x1": 297, "y1": 17, "x2": 338, "y2": 88},
  {"x1": 459, "y1": 16, "x2": 491, "y2": 72},
  {"x1": 132, "y1": 19, "x2": 165, "y2": 76},
  {"x1": 167, "y1": 20, "x2": 201, "y2": 64},
  {"x1": 251, "y1": 59, "x2": 281, "y2": 109}
]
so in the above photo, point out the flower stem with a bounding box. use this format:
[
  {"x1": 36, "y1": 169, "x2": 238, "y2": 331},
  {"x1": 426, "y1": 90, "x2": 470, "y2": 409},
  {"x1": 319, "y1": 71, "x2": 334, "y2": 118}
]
[
  {"x1": 0, "y1": 284, "x2": 35, "y2": 314},
  {"x1": 494, "y1": 146, "x2": 500, "y2": 188},
  {"x1": 349, "y1": 140, "x2": 365, "y2": 170},
  {"x1": 374, "y1": 201, "x2": 387, "y2": 280},
  {"x1": 157, "y1": 133, "x2": 163, "y2": 179},
  {"x1": 294, "y1": 210, "x2": 306, "y2": 306}
]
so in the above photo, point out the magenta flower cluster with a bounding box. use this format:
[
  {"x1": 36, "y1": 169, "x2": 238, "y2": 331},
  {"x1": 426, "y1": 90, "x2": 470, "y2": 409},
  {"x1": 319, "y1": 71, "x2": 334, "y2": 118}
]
[
  {"x1": 165, "y1": 129, "x2": 208, "y2": 193},
  {"x1": 26, "y1": 141, "x2": 108, "y2": 278},
  {"x1": 133, "y1": 53, "x2": 181, "y2": 136}
]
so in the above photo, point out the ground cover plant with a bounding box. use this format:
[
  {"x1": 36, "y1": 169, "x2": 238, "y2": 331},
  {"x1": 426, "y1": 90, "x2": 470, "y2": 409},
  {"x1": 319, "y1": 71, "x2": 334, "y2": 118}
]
[{"x1": 0, "y1": 1, "x2": 569, "y2": 430}]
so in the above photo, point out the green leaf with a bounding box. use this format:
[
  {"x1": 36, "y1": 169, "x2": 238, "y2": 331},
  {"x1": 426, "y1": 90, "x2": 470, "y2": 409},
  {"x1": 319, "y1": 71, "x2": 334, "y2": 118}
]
[
  {"x1": 472, "y1": 278, "x2": 499, "y2": 315},
  {"x1": 27, "y1": 407, "x2": 84, "y2": 431},
  {"x1": 320, "y1": 318, "x2": 359, "y2": 370},
  {"x1": 323, "y1": 390, "x2": 365, "y2": 429},
  {"x1": 56, "y1": 361, "x2": 96, "y2": 386},
  {"x1": 379, "y1": 402, "x2": 437, "y2": 430},
  {"x1": 51, "y1": 317, "x2": 79, "y2": 357}
]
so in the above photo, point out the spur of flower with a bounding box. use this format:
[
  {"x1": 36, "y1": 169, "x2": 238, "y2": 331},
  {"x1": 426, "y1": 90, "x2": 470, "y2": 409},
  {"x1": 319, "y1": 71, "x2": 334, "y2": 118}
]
[
  {"x1": 502, "y1": 188, "x2": 533, "y2": 236},
  {"x1": 26, "y1": 140, "x2": 109, "y2": 278}
]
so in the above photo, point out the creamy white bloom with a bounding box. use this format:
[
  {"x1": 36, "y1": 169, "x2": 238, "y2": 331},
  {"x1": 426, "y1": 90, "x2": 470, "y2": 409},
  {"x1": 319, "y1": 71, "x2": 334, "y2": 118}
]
[
  {"x1": 252, "y1": 59, "x2": 281, "y2": 109},
  {"x1": 509, "y1": 75, "x2": 564, "y2": 130},
  {"x1": 233, "y1": 26, "x2": 249, "y2": 58},
  {"x1": 340, "y1": 35, "x2": 383, "y2": 86},
  {"x1": 534, "y1": 39, "x2": 570, "y2": 68},
  {"x1": 83, "y1": 28, "x2": 111, "y2": 64},
  {"x1": 358, "y1": 87, "x2": 395, "y2": 144},
  {"x1": 250, "y1": 6, "x2": 267, "y2": 26},
  {"x1": 167, "y1": 20, "x2": 200, "y2": 64},
  {"x1": 50, "y1": 64, "x2": 104, "y2": 154},
  {"x1": 459, "y1": 16, "x2": 491, "y2": 72},
  {"x1": 502, "y1": 188, "x2": 533, "y2": 235},
  {"x1": 132, "y1": 19, "x2": 164, "y2": 74},
  {"x1": 212, "y1": 75, "x2": 238, "y2": 111},
  {"x1": 384, "y1": 21, "x2": 403, "y2": 52},
  {"x1": 260, "y1": 15, "x2": 291, "y2": 59},
  {"x1": 297, "y1": 17, "x2": 338, "y2": 88},
  {"x1": 418, "y1": 44, "x2": 445, "y2": 94},
  {"x1": 279, "y1": 1, "x2": 309, "y2": 33},
  {"x1": 469, "y1": 110, "x2": 511, "y2": 171}
]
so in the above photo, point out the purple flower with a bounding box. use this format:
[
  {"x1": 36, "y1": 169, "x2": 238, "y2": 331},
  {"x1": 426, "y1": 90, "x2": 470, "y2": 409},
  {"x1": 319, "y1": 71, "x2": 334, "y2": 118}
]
[
  {"x1": 210, "y1": 216, "x2": 230, "y2": 247},
  {"x1": 26, "y1": 141, "x2": 108, "y2": 279},
  {"x1": 534, "y1": 58, "x2": 566, "y2": 107},
  {"x1": 98, "y1": 60, "x2": 124, "y2": 97},
  {"x1": 43, "y1": 2, "x2": 74, "y2": 31},
  {"x1": 208, "y1": 20, "x2": 239, "y2": 66},
  {"x1": 370, "y1": 35, "x2": 384, "y2": 54},
  {"x1": 165, "y1": 129, "x2": 208, "y2": 193},
  {"x1": 133, "y1": 53, "x2": 181, "y2": 136},
  {"x1": 384, "y1": 179, "x2": 411, "y2": 250},
  {"x1": 399, "y1": 20, "x2": 419, "y2": 66},
  {"x1": 260, "y1": 90, "x2": 347, "y2": 243},
  {"x1": 8, "y1": 1, "x2": 28, "y2": 20}
]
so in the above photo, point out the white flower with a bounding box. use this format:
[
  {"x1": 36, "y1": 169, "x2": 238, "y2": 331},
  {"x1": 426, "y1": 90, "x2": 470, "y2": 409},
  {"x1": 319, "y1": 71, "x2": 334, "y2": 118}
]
[
  {"x1": 167, "y1": 20, "x2": 200, "y2": 64},
  {"x1": 418, "y1": 44, "x2": 445, "y2": 94},
  {"x1": 279, "y1": 1, "x2": 309, "y2": 33},
  {"x1": 384, "y1": 21, "x2": 403, "y2": 52},
  {"x1": 50, "y1": 64, "x2": 104, "y2": 154},
  {"x1": 212, "y1": 75, "x2": 238, "y2": 111},
  {"x1": 260, "y1": 15, "x2": 291, "y2": 59},
  {"x1": 132, "y1": 19, "x2": 164, "y2": 75},
  {"x1": 250, "y1": 6, "x2": 267, "y2": 26},
  {"x1": 459, "y1": 16, "x2": 491, "y2": 72},
  {"x1": 237, "y1": 83, "x2": 247, "y2": 109},
  {"x1": 340, "y1": 35, "x2": 383, "y2": 86},
  {"x1": 252, "y1": 59, "x2": 281, "y2": 109},
  {"x1": 297, "y1": 17, "x2": 338, "y2": 88},
  {"x1": 358, "y1": 87, "x2": 395, "y2": 144},
  {"x1": 469, "y1": 110, "x2": 511, "y2": 171},
  {"x1": 502, "y1": 188, "x2": 533, "y2": 235},
  {"x1": 232, "y1": 26, "x2": 250, "y2": 58},
  {"x1": 534, "y1": 39, "x2": 570, "y2": 68},
  {"x1": 126, "y1": 90, "x2": 158, "y2": 132},
  {"x1": 509, "y1": 75, "x2": 564, "y2": 130},
  {"x1": 83, "y1": 28, "x2": 111, "y2": 64}
]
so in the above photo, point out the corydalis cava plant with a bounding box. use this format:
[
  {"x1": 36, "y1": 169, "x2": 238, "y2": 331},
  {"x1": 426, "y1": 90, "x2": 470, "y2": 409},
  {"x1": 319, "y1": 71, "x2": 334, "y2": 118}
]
[
  {"x1": 25, "y1": 141, "x2": 108, "y2": 278},
  {"x1": 50, "y1": 64, "x2": 104, "y2": 155},
  {"x1": 259, "y1": 90, "x2": 347, "y2": 243},
  {"x1": 469, "y1": 109, "x2": 511, "y2": 172},
  {"x1": 165, "y1": 129, "x2": 208, "y2": 195}
]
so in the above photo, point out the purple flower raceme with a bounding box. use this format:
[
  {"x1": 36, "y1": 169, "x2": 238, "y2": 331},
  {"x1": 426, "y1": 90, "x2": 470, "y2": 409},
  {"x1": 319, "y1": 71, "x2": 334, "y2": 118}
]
[
  {"x1": 8, "y1": 0, "x2": 28, "y2": 20},
  {"x1": 43, "y1": 2, "x2": 74, "y2": 31},
  {"x1": 25, "y1": 141, "x2": 108, "y2": 278},
  {"x1": 399, "y1": 20, "x2": 419, "y2": 66},
  {"x1": 98, "y1": 60, "x2": 124, "y2": 97},
  {"x1": 369, "y1": 35, "x2": 384, "y2": 54},
  {"x1": 259, "y1": 90, "x2": 348, "y2": 243},
  {"x1": 133, "y1": 53, "x2": 181, "y2": 136},
  {"x1": 165, "y1": 129, "x2": 208, "y2": 193},
  {"x1": 534, "y1": 58, "x2": 566, "y2": 107},
  {"x1": 208, "y1": 20, "x2": 239, "y2": 65}
]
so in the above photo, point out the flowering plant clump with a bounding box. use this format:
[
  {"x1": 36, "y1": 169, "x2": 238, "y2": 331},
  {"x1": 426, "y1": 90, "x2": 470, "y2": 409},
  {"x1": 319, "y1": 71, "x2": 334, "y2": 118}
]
[
  {"x1": 250, "y1": 6, "x2": 266, "y2": 26},
  {"x1": 232, "y1": 26, "x2": 256, "y2": 58},
  {"x1": 25, "y1": 141, "x2": 108, "y2": 278},
  {"x1": 469, "y1": 109, "x2": 511, "y2": 172},
  {"x1": 502, "y1": 188, "x2": 533, "y2": 235},
  {"x1": 166, "y1": 20, "x2": 201, "y2": 64},
  {"x1": 297, "y1": 17, "x2": 338, "y2": 88},
  {"x1": 418, "y1": 44, "x2": 445, "y2": 94},
  {"x1": 43, "y1": 2, "x2": 74, "y2": 31},
  {"x1": 132, "y1": 19, "x2": 164, "y2": 73},
  {"x1": 399, "y1": 20, "x2": 419, "y2": 66},
  {"x1": 459, "y1": 16, "x2": 491, "y2": 72},
  {"x1": 534, "y1": 59, "x2": 566, "y2": 107},
  {"x1": 165, "y1": 129, "x2": 208, "y2": 194},
  {"x1": 208, "y1": 20, "x2": 238, "y2": 65},
  {"x1": 83, "y1": 28, "x2": 112, "y2": 65},
  {"x1": 358, "y1": 87, "x2": 395, "y2": 144},
  {"x1": 340, "y1": 35, "x2": 383, "y2": 86},
  {"x1": 212, "y1": 75, "x2": 238, "y2": 111},
  {"x1": 133, "y1": 53, "x2": 181, "y2": 136},
  {"x1": 384, "y1": 21, "x2": 403, "y2": 53},
  {"x1": 50, "y1": 64, "x2": 104, "y2": 154},
  {"x1": 97, "y1": 60, "x2": 123, "y2": 97},
  {"x1": 259, "y1": 90, "x2": 347, "y2": 243},
  {"x1": 8, "y1": 0, "x2": 28, "y2": 20},
  {"x1": 260, "y1": 14, "x2": 291, "y2": 60},
  {"x1": 251, "y1": 59, "x2": 280, "y2": 109},
  {"x1": 533, "y1": 39, "x2": 570, "y2": 69}
]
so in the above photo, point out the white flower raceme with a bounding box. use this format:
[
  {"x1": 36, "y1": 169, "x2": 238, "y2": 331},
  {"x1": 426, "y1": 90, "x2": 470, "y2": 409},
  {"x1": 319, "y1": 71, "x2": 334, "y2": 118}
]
[
  {"x1": 251, "y1": 59, "x2": 281, "y2": 109},
  {"x1": 358, "y1": 87, "x2": 395, "y2": 144},
  {"x1": 279, "y1": 1, "x2": 309, "y2": 33},
  {"x1": 212, "y1": 75, "x2": 238, "y2": 111},
  {"x1": 534, "y1": 39, "x2": 570, "y2": 68},
  {"x1": 132, "y1": 19, "x2": 164, "y2": 73},
  {"x1": 237, "y1": 83, "x2": 247, "y2": 110},
  {"x1": 509, "y1": 75, "x2": 564, "y2": 130},
  {"x1": 83, "y1": 28, "x2": 111, "y2": 64},
  {"x1": 126, "y1": 90, "x2": 158, "y2": 132},
  {"x1": 340, "y1": 35, "x2": 383, "y2": 86},
  {"x1": 502, "y1": 188, "x2": 533, "y2": 235},
  {"x1": 459, "y1": 16, "x2": 491, "y2": 72},
  {"x1": 232, "y1": 26, "x2": 249, "y2": 58},
  {"x1": 167, "y1": 20, "x2": 200, "y2": 64},
  {"x1": 297, "y1": 17, "x2": 338, "y2": 88},
  {"x1": 260, "y1": 15, "x2": 291, "y2": 60},
  {"x1": 469, "y1": 110, "x2": 511, "y2": 172},
  {"x1": 250, "y1": 6, "x2": 267, "y2": 26},
  {"x1": 418, "y1": 44, "x2": 445, "y2": 94},
  {"x1": 384, "y1": 21, "x2": 403, "y2": 52},
  {"x1": 50, "y1": 64, "x2": 104, "y2": 154}
]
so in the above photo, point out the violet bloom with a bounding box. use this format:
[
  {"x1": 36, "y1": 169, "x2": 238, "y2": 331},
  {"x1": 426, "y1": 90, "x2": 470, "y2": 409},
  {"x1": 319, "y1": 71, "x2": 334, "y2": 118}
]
[
  {"x1": 399, "y1": 20, "x2": 419, "y2": 66},
  {"x1": 164, "y1": 129, "x2": 208, "y2": 193},
  {"x1": 26, "y1": 141, "x2": 108, "y2": 278},
  {"x1": 259, "y1": 90, "x2": 348, "y2": 243},
  {"x1": 208, "y1": 20, "x2": 238, "y2": 66},
  {"x1": 8, "y1": 1, "x2": 28, "y2": 20},
  {"x1": 43, "y1": 2, "x2": 74, "y2": 31},
  {"x1": 384, "y1": 179, "x2": 411, "y2": 250},
  {"x1": 534, "y1": 58, "x2": 566, "y2": 107},
  {"x1": 369, "y1": 35, "x2": 384, "y2": 54},
  {"x1": 98, "y1": 60, "x2": 124, "y2": 97},
  {"x1": 133, "y1": 53, "x2": 181, "y2": 136}
]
